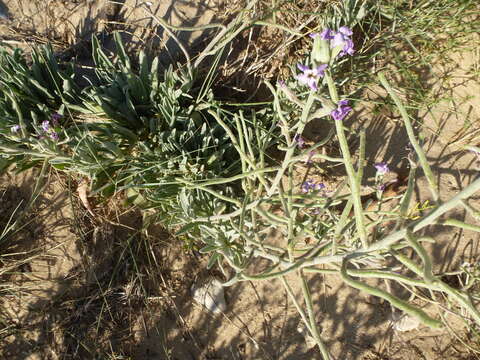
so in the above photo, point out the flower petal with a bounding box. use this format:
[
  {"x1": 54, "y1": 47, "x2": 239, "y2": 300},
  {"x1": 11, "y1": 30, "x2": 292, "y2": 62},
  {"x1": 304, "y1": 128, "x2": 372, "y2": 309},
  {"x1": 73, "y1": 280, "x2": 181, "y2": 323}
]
[
  {"x1": 331, "y1": 33, "x2": 346, "y2": 48},
  {"x1": 320, "y1": 29, "x2": 334, "y2": 40},
  {"x1": 297, "y1": 63, "x2": 309, "y2": 72},
  {"x1": 297, "y1": 72, "x2": 310, "y2": 85},
  {"x1": 307, "y1": 78, "x2": 318, "y2": 91},
  {"x1": 42, "y1": 120, "x2": 50, "y2": 132},
  {"x1": 338, "y1": 26, "x2": 353, "y2": 36}
]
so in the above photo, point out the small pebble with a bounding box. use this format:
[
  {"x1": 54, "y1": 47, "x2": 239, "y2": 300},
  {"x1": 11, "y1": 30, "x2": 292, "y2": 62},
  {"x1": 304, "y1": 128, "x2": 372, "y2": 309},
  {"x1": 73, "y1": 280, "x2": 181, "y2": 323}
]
[
  {"x1": 191, "y1": 277, "x2": 227, "y2": 314},
  {"x1": 392, "y1": 313, "x2": 420, "y2": 332}
]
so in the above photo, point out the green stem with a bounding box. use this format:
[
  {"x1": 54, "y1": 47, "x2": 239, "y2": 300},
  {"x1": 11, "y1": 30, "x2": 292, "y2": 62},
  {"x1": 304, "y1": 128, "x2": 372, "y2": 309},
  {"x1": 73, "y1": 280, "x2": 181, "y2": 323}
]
[
  {"x1": 394, "y1": 249, "x2": 480, "y2": 325},
  {"x1": 176, "y1": 178, "x2": 242, "y2": 206},
  {"x1": 405, "y1": 231, "x2": 435, "y2": 284},
  {"x1": 440, "y1": 218, "x2": 480, "y2": 232},
  {"x1": 325, "y1": 72, "x2": 339, "y2": 103},
  {"x1": 378, "y1": 72, "x2": 438, "y2": 201},
  {"x1": 300, "y1": 271, "x2": 331, "y2": 359},
  {"x1": 357, "y1": 130, "x2": 366, "y2": 188},
  {"x1": 181, "y1": 167, "x2": 277, "y2": 187},
  {"x1": 287, "y1": 165, "x2": 295, "y2": 259},
  {"x1": 304, "y1": 267, "x2": 435, "y2": 289},
  {"x1": 341, "y1": 257, "x2": 442, "y2": 328},
  {"x1": 325, "y1": 73, "x2": 367, "y2": 247},
  {"x1": 436, "y1": 282, "x2": 480, "y2": 325},
  {"x1": 246, "y1": 177, "x2": 480, "y2": 271},
  {"x1": 209, "y1": 110, "x2": 269, "y2": 189},
  {"x1": 268, "y1": 92, "x2": 316, "y2": 196},
  {"x1": 333, "y1": 198, "x2": 353, "y2": 254}
]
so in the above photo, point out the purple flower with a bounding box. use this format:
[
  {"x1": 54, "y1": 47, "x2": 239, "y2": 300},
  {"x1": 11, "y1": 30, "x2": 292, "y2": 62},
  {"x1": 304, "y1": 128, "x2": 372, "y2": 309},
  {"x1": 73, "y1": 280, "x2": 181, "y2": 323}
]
[
  {"x1": 294, "y1": 134, "x2": 306, "y2": 149},
  {"x1": 338, "y1": 26, "x2": 353, "y2": 36},
  {"x1": 297, "y1": 63, "x2": 328, "y2": 91},
  {"x1": 374, "y1": 162, "x2": 389, "y2": 175},
  {"x1": 331, "y1": 99, "x2": 352, "y2": 121},
  {"x1": 301, "y1": 180, "x2": 325, "y2": 193},
  {"x1": 301, "y1": 180, "x2": 314, "y2": 193},
  {"x1": 51, "y1": 113, "x2": 62, "y2": 126},
  {"x1": 310, "y1": 29, "x2": 334, "y2": 40},
  {"x1": 42, "y1": 120, "x2": 50, "y2": 132},
  {"x1": 321, "y1": 28, "x2": 335, "y2": 40},
  {"x1": 331, "y1": 26, "x2": 354, "y2": 57},
  {"x1": 331, "y1": 32, "x2": 346, "y2": 48},
  {"x1": 49, "y1": 131, "x2": 59, "y2": 141},
  {"x1": 11, "y1": 125, "x2": 20, "y2": 133},
  {"x1": 341, "y1": 38, "x2": 354, "y2": 56}
]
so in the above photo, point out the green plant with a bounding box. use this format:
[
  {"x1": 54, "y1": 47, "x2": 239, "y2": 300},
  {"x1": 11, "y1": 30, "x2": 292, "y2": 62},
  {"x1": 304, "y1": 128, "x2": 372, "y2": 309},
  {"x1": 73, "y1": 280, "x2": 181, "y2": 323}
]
[
  {"x1": 0, "y1": 44, "x2": 81, "y2": 171},
  {"x1": 78, "y1": 33, "x2": 277, "y2": 221},
  {"x1": 0, "y1": 10, "x2": 277, "y2": 219},
  {"x1": 1, "y1": 0, "x2": 479, "y2": 357},
  {"x1": 173, "y1": 24, "x2": 480, "y2": 359}
]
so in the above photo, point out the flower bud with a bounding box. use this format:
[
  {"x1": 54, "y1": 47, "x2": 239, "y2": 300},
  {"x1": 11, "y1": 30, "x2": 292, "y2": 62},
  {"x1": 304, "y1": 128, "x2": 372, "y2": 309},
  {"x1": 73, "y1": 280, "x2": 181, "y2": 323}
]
[{"x1": 311, "y1": 36, "x2": 331, "y2": 64}]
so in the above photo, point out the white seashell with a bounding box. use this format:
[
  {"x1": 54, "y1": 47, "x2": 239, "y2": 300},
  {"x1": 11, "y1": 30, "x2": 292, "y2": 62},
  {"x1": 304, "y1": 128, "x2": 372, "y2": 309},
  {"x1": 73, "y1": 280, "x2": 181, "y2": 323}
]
[
  {"x1": 392, "y1": 313, "x2": 420, "y2": 332},
  {"x1": 192, "y1": 278, "x2": 227, "y2": 314}
]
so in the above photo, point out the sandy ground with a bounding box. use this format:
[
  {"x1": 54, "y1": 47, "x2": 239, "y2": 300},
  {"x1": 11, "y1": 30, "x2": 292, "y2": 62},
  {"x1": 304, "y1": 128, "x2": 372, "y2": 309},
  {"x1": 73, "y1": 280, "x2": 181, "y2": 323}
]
[{"x1": 0, "y1": 1, "x2": 480, "y2": 359}]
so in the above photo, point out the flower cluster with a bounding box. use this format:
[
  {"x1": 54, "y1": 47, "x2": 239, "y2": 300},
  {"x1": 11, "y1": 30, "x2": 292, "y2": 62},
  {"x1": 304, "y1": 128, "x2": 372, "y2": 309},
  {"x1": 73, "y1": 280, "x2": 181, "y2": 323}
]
[
  {"x1": 296, "y1": 26, "x2": 354, "y2": 94},
  {"x1": 40, "y1": 113, "x2": 62, "y2": 141},
  {"x1": 331, "y1": 99, "x2": 352, "y2": 121},
  {"x1": 332, "y1": 27, "x2": 354, "y2": 57},
  {"x1": 301, "y1": 180, "x2": 325, "y2": 193},
  {"x1": 311, "y1": 26, "x2": 354, "y2": 58},
  {"x1": 9, "y1": 113, "x2": 62, "y2": 140}
]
